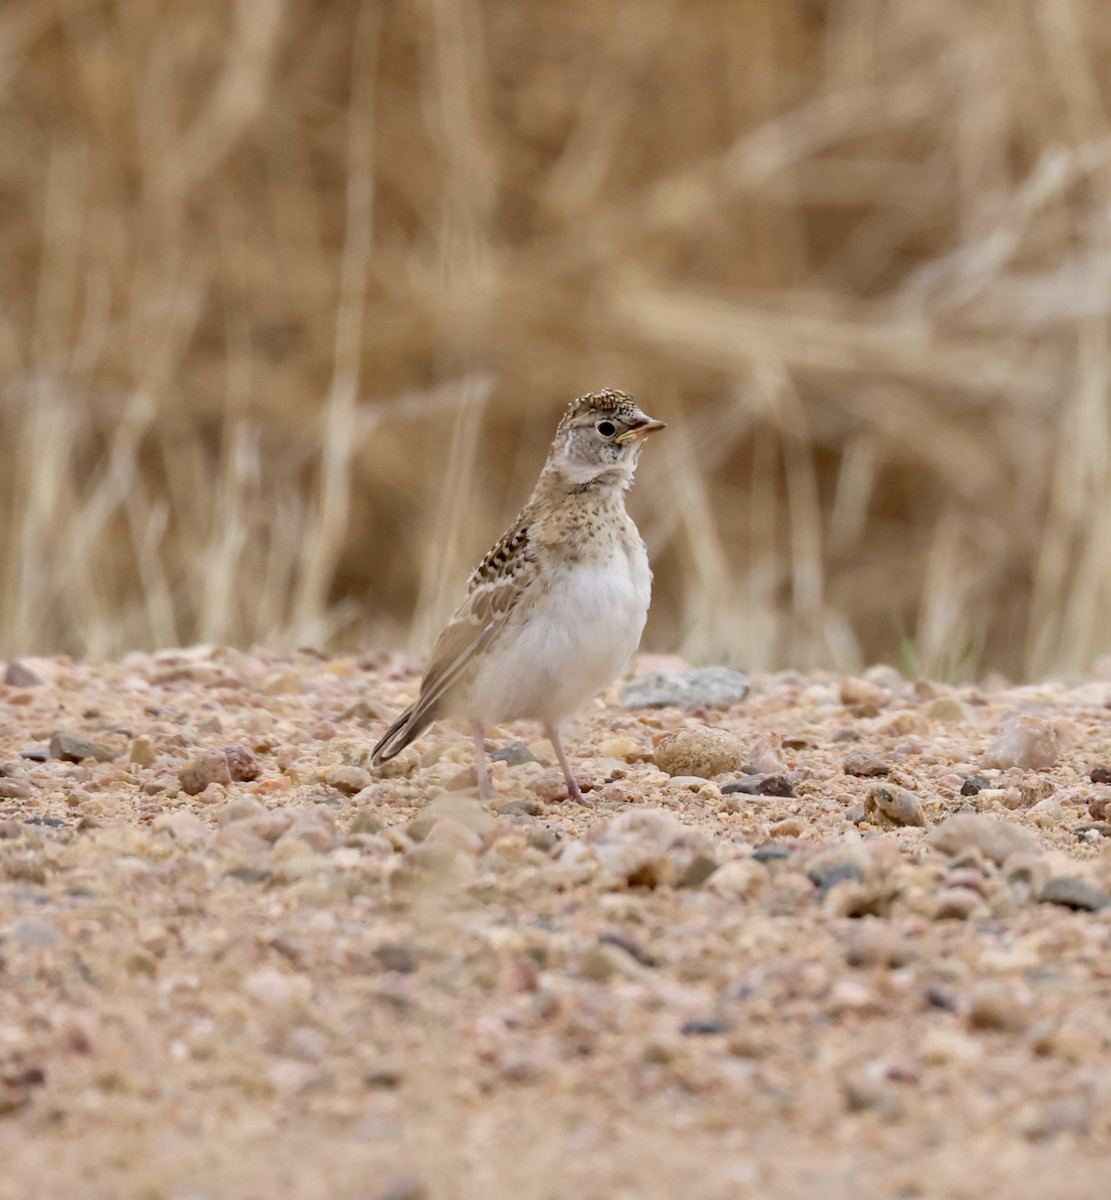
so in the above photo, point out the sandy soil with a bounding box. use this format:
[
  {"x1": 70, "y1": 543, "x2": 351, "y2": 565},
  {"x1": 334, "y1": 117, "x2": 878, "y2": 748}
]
[{"x1": 1, "y1": 647, "x2": 1110, "y2": 1200}]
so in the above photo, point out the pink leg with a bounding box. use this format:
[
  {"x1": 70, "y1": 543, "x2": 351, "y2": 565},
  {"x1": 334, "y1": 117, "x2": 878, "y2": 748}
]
[
  {"x1": 472, "y1": 720, "x2": 495, "y2": 803},
  {"x1": 544, "y1": 723, "x2": 591, "y2": 806}
]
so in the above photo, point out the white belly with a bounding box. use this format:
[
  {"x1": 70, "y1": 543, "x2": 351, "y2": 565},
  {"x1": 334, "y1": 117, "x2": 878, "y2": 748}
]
[{"x1": 466, "y1": 542, "x2": 651, "y2": 726}]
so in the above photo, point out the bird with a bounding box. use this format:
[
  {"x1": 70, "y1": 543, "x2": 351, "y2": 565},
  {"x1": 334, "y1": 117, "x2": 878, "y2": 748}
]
[{"x1": 370, "y1": 388, "x2": 665, "y2": 805}]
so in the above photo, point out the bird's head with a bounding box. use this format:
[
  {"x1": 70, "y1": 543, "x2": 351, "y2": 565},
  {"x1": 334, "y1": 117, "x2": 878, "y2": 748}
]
[{"x1": 548, "y1": 389, "x2": 666, "y2": 488}]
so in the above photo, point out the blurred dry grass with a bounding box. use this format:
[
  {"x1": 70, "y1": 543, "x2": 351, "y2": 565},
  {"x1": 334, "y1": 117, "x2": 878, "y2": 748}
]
[{"x1": 1, "y1": 0, "x2": 1110, "y2": 679}]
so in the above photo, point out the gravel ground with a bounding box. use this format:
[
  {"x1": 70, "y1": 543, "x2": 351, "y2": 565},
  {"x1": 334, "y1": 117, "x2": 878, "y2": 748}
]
[{"x1": 2, "y1": 648, "x2": 1111, "y2": 1200}]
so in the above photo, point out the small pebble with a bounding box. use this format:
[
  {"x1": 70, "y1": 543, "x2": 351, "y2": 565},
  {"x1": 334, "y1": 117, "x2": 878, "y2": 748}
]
[
  {"x1": 960, "y1": 776, "x2": 991, "y2": 796},
  {"x1": 843, "y1": 924, "x2": 907, "y2": 969},
  {"x1": 596, "y1": 735, "x2": 639, "y2": 759},
  {"x1": 597, "y1": 931, "x2": 658, "y2": 967},
  {"x1": 526, "y1": 827, "x2": 557, "y2": 853},
  {"x1": 348, "y1": 807, "x2": 383, "y2": 837},
  {"x1": 676, "y1": 852, "x2": 720, "y2": 889},
  {"x1": 224, "y1": 744, "x2": 261, "y2": 782},
  {"x1": 924, "y1": 696, "x2": 968, "y2": 724},
  {"x1": 770, "y1": 817, "x2": 803, "y2": 838},
  {"x1": 374, "y1": 944, "x2": 420, "y2": 974},
  {"x1": 923, "y1": 985, "x2": 958, "y2": 1012},
  {"x1": 828, "y1": 979, "x2": 879, "y2": 1011},
  {"x1": 215, "y1": 797, "x2": 267, "y2": 826},
  {"x1": 932, "y1": 888, "x2": 981, "y2": 920},
  {"x1": 843, "y1": 752, "x2": 890, "y2": 778},
  {"x1": 0, "y1": 765, "x2": 32, "y2": 801},
  {"x1": 129, "y1": 736, "x2": 157, "y2": 766},
  {"x1": 865, "y1": 785, "x2": 926, "y2": 828},
  {"x1": 920, "y1": 1028, "x2": 983, "y2": 1065},
  {"x1": 328, "y1": 765, "x2": 373, "y2": 795},
  {"x1": 840, "y1": 1073, "x2": 904, "y2": 1120},
  {"x1": 494, "y1": 798, "x2": 540, "y2": 816},
  {"x1": 967, "y1": 981, "x2": 1029, "y2": 1033},
  {"x1": 840, "y1": 677, "x2": 891, "y2": 709},
  {"x1": 179, "y1": 751, "x2": 232, "y2": 795},
  {"x1": 580, "y1": 942, "x2": 647, "y2": 983},
  {"x1": 721, "y1": 773, "x2": 795, "y2": 798},
  {"x1": 705, "y1": 859, "x2": 769, "y2": 899},
  {"x1": 260, "y1": 670, "x2": 302, "y2": 696}
]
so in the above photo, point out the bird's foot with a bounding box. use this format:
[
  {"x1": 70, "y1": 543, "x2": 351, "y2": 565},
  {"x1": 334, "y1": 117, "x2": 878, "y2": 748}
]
[{"x1": 565, "y1": 779, "x2": 594, "y2": 807}]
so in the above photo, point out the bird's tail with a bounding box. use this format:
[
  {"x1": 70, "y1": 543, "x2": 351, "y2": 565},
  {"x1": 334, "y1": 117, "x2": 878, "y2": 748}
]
[{"x1": 370, "y1": 702, "x2": 436, "y2": 765}]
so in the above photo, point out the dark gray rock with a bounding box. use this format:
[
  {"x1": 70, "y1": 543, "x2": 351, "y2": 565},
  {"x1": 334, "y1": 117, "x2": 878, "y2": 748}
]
[
  {"x1": 490, "y1": 741, "x2": 539, "y2": 766},
  {"x1": 680, "y1": 1016, "x2": 729, "y2": 1036},
  {"x1": 620, "y1": 667, "x2": 749, "y2": 710},
  {"x1": 676, "y1": 852, "x2": 721, "y2": 889},
  {"x1": 1038, "y1": 876, "x2": 1110, "y2": 912},
  {"x1": 722, "y1": 773, "x2": 795, "y2": 798},
  {"x1": 807, "y1": 860, "x2": 865, "y2": 897},
  {"x1": 961, "y1": 775, "x2": 992, "y2": 796},
  {"x1": 374, "y1": 944, "x2": 420, "y2": 973},
  {"x1": 752, "y1": 843, "x2": 791, "y2": 863},
  {"x1": 48, "y1": 732, "x2": 118, "y2": 763}
]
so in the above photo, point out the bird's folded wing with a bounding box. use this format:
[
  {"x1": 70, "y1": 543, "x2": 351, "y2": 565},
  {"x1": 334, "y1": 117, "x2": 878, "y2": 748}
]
[{"x1": 403, "y1": 534, "x2": 540, "y2": 723}]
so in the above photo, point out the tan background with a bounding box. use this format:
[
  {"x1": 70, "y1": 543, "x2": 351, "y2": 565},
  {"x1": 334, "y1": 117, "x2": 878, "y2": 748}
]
[{"x1": 1, "y1": 0, "x2": 1110, "y2": 679}]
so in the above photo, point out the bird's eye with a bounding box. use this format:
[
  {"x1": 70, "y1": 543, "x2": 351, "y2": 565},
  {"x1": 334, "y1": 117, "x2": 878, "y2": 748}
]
[{"x1": 597, "y1": 420, "x2": 617, "y2": 437}]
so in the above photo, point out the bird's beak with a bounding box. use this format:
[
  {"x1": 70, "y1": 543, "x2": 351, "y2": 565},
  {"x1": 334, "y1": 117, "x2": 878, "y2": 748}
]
[{"x1": 614, "y1": 418, "x2": 667, "y2": 444}]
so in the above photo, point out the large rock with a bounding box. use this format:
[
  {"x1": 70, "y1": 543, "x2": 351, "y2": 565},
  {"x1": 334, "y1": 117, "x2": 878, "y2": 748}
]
[
  {"x1": 928, "y1": 814, "x2": 1040, "y2": 865},
  {"x1": 653, "y1": 726, "x2": 746, "y2": 779},
  {"x1": 982, "y1": 715, "x2": 1058, "y2": 770},
  {"x1": 621, "y1": 667, "x2": 749, "y2": 710},
  {"x1": 48, "y1": 732, "x2": 119, "y2": 763}
]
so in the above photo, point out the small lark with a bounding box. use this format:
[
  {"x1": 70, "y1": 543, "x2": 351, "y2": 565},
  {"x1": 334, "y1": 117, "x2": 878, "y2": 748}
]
[{"x1": 371, "y1": 389, "x2": 665, "y2": 804}]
